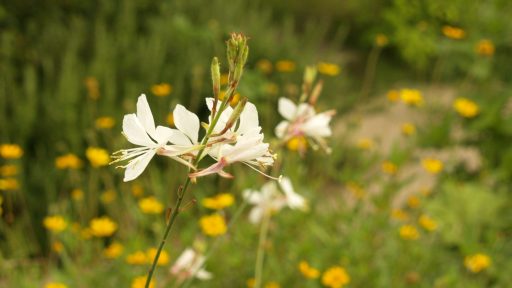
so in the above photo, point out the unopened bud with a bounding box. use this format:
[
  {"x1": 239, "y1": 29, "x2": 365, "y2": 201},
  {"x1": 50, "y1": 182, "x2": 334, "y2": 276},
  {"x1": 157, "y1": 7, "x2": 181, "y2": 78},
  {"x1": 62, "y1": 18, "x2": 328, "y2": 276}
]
[
  {"x1": 211, "y1": 57, "x2": 221, "y2": 99},
  {"x1": 224, "y1": 97, "x2": 248, "y2": 130},
  {"x1": 304, "y1": 66, "x2": 317, "y2": 86}
]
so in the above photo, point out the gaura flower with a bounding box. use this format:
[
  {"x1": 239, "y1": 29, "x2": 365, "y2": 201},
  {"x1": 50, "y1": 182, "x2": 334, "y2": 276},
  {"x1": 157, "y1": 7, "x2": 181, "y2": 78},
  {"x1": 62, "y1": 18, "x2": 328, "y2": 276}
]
[{"x1": 170, "y1": 248, "x2": 212, "y2": 281}]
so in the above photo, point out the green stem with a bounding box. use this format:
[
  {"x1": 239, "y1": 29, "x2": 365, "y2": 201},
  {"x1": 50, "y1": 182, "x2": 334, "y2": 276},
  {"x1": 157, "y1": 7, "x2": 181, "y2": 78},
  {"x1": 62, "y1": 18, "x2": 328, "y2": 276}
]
[
  {"x1": 360, "y1": 46, "x2": 382, "y2": 100},
  {"x1": 254, "y1": 211, "x2": 272, "y2": 288}
]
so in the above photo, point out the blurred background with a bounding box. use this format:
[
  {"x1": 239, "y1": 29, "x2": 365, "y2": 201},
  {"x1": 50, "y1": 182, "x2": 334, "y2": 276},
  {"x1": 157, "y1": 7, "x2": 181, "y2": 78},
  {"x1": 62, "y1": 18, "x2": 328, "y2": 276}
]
[{"x1": 1, "y1": 0, "x2": 511, "y2": 287}]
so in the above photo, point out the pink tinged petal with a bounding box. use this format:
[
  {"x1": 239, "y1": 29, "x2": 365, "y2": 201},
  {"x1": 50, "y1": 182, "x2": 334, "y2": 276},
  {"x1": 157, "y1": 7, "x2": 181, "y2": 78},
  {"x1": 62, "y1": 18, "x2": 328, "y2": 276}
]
[
  {"x1": 122, "y1": 114, "x2": 156, "y2": 147},
  {"x1": 173, "y1": 104, "x2": 200, "y2": 143},
  {"x1": 274, "y1": 121, "x2": 289, "y2": 139},
  {"x1": 136, "y1": 94, "x2": 157, "y2": 138},
  {"x1": 123, "y1": 150, "x2": 156, "y2": 181},
  {"x1": 278, "y1": 97, "x2": 297, "y2": 120},
  {"x1": 188, "y1": 158, "x2": 232, "y2": 179},
  {"x1": 237, "y1": 102, "x2": 259, "y2": 135}
]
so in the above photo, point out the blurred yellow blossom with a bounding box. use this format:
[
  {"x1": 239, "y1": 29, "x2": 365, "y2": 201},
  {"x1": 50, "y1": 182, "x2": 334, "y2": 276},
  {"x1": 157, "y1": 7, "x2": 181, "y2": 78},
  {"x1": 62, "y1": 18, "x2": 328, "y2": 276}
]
[
  {"x1": 453, "y1": 97, "x2": 479, "y2": 118},
  {"x1": 43, "y1": 215, "x2": 67, "y2": 233},
  {"x1": 299, "y1": 261, "x2": 320, "y2": 279},
  {"x1": 375, "y1": 34, "x2": 389, "y2": 47},
  {"x1": 265, "y1": 83, "x2": 279, "y2": 95},
  {"x1": 52, "y1": 241, "x2": 64, "y2": 254},
  {"x1": 407, "y1": 195, "x2": 421, "y2": 209},
  {"x1": 287, "y1": 136, "x2": 308, "y2": 153},
  {"x1": 84, "y1": 76, "x2": 100, "y2": 100},
  {"x1": 100, "y1": 189, "x2": 117, "y2": 204},
  {"x1": 381, "y1": 161, "x2": 398, "y2": 175},
  {"x1": 131, "y1": 183, "x2": 144, "y2": 197},
  {"x1": 199, "y1": 213, "x2": 227, "y2": 237},
  {"x1": 0, "y1": 165, "x2": 18, "y2": 177},
  {"x1": 126, "y1": 251, "x2": 148, "y2": 265},
  {"x1": 202, "y1": 193, "x2": 235, "y2": 210},
  {"x1": 167, "y1": 112, "x2": 175, "y2": 127},
  {"x1": 317, "y1": 62, "x2": 340, "y2": 76},
  {"x1": 356, "y1": 138, "x2": 375, "y2": 150},
  {"x1": 0, "y1": 195, "x2": 3, "y2": 215},
  {"x1": 275, "y1": 60, "x2": 296, "y2": 72},
  {"x1": 132, "y1": 276, "x2": 155, "y2": 288},
  {"x1": 147, "y1": 248, "x2": 170, "y2": 266},
  {"x1": 418, "y1": 214, "x2": 437, "y2": 232},
  {"x1": 220, "y1": 73, "x2": 229, "y2": 85},
  {"x1": 247, "y1": 278, "x2": 255, "y2": 288},
  {"x1": 138, "y1": 196, "x2": 164, "y2": 214},
  {"x1": 442, "y1": 25, "x2": 465, "y2": 40},
  {"x1": 422, "y1": 158, "x2": 443, "y2": 174},
  {"x1": 45, "y1": 283, "x2": 68, "y2": 288},
  {"x1": 151, "y1": 83, "x2": 172, "y2": 97},
  {"x1": 0, "y1": 178, "x2": 19, "y2": 190},
  {"x1": 86, "y1": 147, "x2": 110, "y2": 167},
  {"x1": 399, "y1": 225, "x2": 420, "y2": 240},
  {"x1": 475, "y1": 39, "x2": 495, "y2": 56},
  {"x1": 71, "y1": 189, "x2": 84, "y2": 201},
  {"x1": 401, "y1": 123, "x2": 416, "y2": 136},
  {"x1": 55, "y1": 153, "x2": 82, "y2": 170},
  {"x1": 95, "y1": 116, "x2": 115, "y2": 129},
  {"x1": 103, "y1": 242, "x2": 124, "y2": 259},
  {"x1": 265, "y1": 282, "x2": 280, "y2": 288},
  {"x1": 387, "y1": 90, "x2": 400, "y2": 102},
  {"x1": 322, "y1": 266, "x2": 350, "y2": 288},
  {"x1": 0, "y1": 144, "x2": 23, "y2": 159},
  {"x1": 391, "y1": 209, "x2": 409, "y2": 221},
  {"x1": 256, "y1": 59, "x2": 273, "y2": 74},
  {"x1": 89, "y1": 216, "x2": 117, "y2": 237},
  {"x1": 464, "y1": 253, "x2": 491, "y2": 273},
  {"x1": 400, "y1": 89, "x2": 423, "y2": 106},
  {"x1": 230, "y1": 92, "x2": 241, "y2": 107}
]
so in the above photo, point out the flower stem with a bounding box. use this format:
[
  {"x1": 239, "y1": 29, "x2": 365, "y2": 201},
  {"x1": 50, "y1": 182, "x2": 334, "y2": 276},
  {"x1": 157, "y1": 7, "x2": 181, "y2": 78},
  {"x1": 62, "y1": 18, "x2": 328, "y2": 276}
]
[{"x1": 254, "y1": 211, "x2": 272, "y2": 288}]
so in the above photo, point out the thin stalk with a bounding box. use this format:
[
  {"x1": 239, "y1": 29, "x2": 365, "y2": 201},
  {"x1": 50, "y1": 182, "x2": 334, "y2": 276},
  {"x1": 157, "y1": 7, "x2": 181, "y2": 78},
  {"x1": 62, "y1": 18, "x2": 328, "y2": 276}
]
[
  {"x1": 360, "y1": 46, "x2": 382, "y2": 100},
  {"x1": 254, "y1": 211, "x2": 272, "y2": 288}
]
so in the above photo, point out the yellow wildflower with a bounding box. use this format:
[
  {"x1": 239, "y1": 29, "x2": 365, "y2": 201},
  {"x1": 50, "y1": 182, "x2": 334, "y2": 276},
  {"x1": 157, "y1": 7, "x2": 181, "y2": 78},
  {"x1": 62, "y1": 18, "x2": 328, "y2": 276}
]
[
  {"x1": 43, "y1": 215, "x2": 67, "y2": 233},
  {"x1": 400, "y1": 89, "x2": 423, "y2": 106},
  {"x1": 45, "y1": 283, "x2": 68, "y2": 288},
  {"x1": 442, "y1": 25, "x2": 465, "y2": 40},
  {"x1": 346, "y1": 182, "x2": 366, "y2": 199},
  {"x1": 317, "y1": 62, "x2": 340, "y2": 76},
  {"x1": 131, "y1": 276, "x2": 155, "y2": 288},
  {"x1": 103, "y1": 242, "x2": 124, "y2": 259},
  {"x1": 321, "y1": 266, "x2": 350, "y2": 288},
  {"x1": 131, "y1": 183, "x2": 144, "y2": 197},
  {"x1": 0, "y1": 178, "x2": 19, "y2": 190},
  {"x1": 0, "y1": 144, "x2": 23, "y2": 159},
  {"x1": 89, "y1": 216, "x2": 117, "y2": 237},
  {"x1": 391, "y1": 209, "x2": 409, "y2": 221},
  {"x1": 86, "y1": 147, "x2": 110, "y2": 167},
  {"x1": 220, "y1": 73, "x2": 229, "y2": 85},
  {"x1": 399, "y1": 225, "x2": 420, "y2": 240},
  {"x1": 202, "y1": 193, "x2": 235, "y2": 210},
  {"x1": 475, "y1": 39, "x2": 495, "y2": 57},
  {"x1": 247, "y1": 278, "x2": 255, "y2": 288},
  {"x1": 407, "y1": 195, "x2": 420, "y2": 209},
  {"x1": 71, "y1": 189, "x2": 84, "y2": 201},
  {"x1": 95, "y1": 116, "x2": 115, "y2": 129},
  {"x1": 52, "y1": 241, "x2": 64, "y2": 253},
  {"x1": 138, "y1": 196, "x2": 164, "y2": 214},
  {"x1": 421, "y1": 158, "x2": 443, "y2": 174},
  {"x1": 84, "y1": 76, "x2": 100, "y2": 100},
  {"x1": 299, "y1": 261, "x2": 320, "y2": 279},
  {"x1": 401, "y1": 123, "x2": 416, "y2": 136},
  {"x1": 126, "y1": 251, "x2": 148, "y2": 265},
  {"x1": 0, "y1": 165, "x2": 18, "y2": 177},
  {"x1": 286, "y1": 136, "x2": 308, "y2": 153},
  {"x1": 275, "y1": 60, "x2": 296, "y2": 72},
  {"x1": 199, "y1": 213, "x2": 227, "y2": 237},
  {"x1": 418, "y1": 214, "x2": 437, "y2": 232},
  {"x1": 464, "y1": 253, "x2": 491, "y2": 273},
  {"x1": 265, "y1": 282, "x2": 280, "y2": 288},
  {"x1": 387, "y1": 90, "x2": 400, "y2": 102},
  {"x1": 151, "y1": 83, "x2": 172, "y2": 97},
  {"x1": 55, "y1": 153, "x2": 82, "y2": 170},
  {"x1": 356, "y1": 138, "x2": 375, "y2": 150},
  {"x1": 375, "y1": 34, "x2": 389, "y2": 47},
  {"x1": 381, "y1": 161, "x2": 398, "y2": 175},
  {"x1": 100, "y1": 189, "x2": 117, "y2": 204},
  {"x1": 147, "y1": 247, "x2": 170, "y2": 266},
  {"x1": 453, "y1": 97, "x2": 479, "y2": 118},
  {"x1": 167, "y1": 112, "x2": 175, "y2": 127},
  {"x1": 256, "y1": 59, "x2": 273, "y2": 74}
]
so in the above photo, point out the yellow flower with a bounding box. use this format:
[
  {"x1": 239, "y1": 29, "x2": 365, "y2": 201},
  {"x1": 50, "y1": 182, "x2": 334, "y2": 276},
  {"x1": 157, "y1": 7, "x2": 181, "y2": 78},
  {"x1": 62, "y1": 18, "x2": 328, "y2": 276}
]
[
  {"x1": 202, "y1": 193, "x2": 235, "y2": 210},
  {"x1": 52, "y1": 241, "x2": 64, "y2": 253},
  {"x1": 131, "y1": 183, "x2": 144, "y2": 197},
  {"x1": 475, "y1": 39, "x2": 495, "y2": 56},
  {"x1": 86, "y1": 147, "x2": 110, "y2": 167},
  {"x1": 317, "y1": 62, "x2": 340, "y2": 76},
  {"x1": 0, "y1": 178, "x2": 20, "y2": 190},
  {"x1": 103, "y1": 242, "x2": 124, "y2": 259},
  {"x1": 147, "y1": 247, "x2": 170, "y2": 266},
  {"x1": 321, "y1": 266, "x2": 350, "y2": 288},
  {"x1": 391, "y1": 209, "x2": 409, "y2": 221},
  {"x1": 356, "y1": 138, "x2": 375, "y2": 150},
  {"x1": 220, "y1": 73, "x2": 229, "y2": 85},
  {"x1": 299, "y1": 261, "x2": 320, "y2": 279},
  {"x1": 265, "y1": 282, "x2": 280, "y2": 288},
  {"x1": 387, "y1": 90, "x2": 400, "y2": 102},
  {"x1": 407, "y1": 195, "x2": 420, "y2": 209},
  {"x1": 55, "y1": 153, "x2": 82, "y2": 170},
  {"x1": 0, "y1": 165, "x2": 18, "y2": 177},
  {"x1": 464, "y1": 253, "x2": 491, "y2": 273},
  {"x1": 381, "y1": 161, "x2": 398, "y2": 175},
  {"x1": 167, "y1": 112, "x2": 175, "y2": 127},
  {"x1": 256, "y1": 59, "x2": 273, "y2": 74},
  {"x1": 138, "y1": 196, "x2": 164, "y2": 214},
  {"x1": 247, "y1": 278, "x2": 255, "y2": 288},
  {"x1": 151, "y1": 83, "x2": 172, "y2": 97},
  {"x1": 346, "y1": 182, "x2": 366, "y2": 199},
  {"x1": 0, "y1": 144, "x2": 23, "y2": 159},
  {"x1": 453, "y1": 97, "x2": 479, "y2": 118},
  {"x1": 418, "y1": 214, "x2": 437, "y2": 232},
  {"x1": 400, "y1": 89, "x2": 423, "y2": 106},
  {"x1": 45, "y1": 282, "x2": 68, "y2": 288},
  {"x1": 401, "y1": 123, "x2": 416, "y2": 136},
  {"x1": 89, "y1": 216, "x2": 117, "y2": 237},
  {"x1": 43, "y1": 215, "x2": 67, "y2": 233},
  {"x1": 199, "y1": 213, "x2": 227, "y2": 237},
  {"x1": 131, "y1": 276, "x2": 155, "y2": 288},
  {"x1": 399, "y1": 225, "x2": 420, "y2": 240},
  {"x1": 275, "y1": 60, "x2": 296, "y2": 73},
  {"x1": 71, "y1": 189, "x2": 84, "y2": 201},
  {"x1": 126, "y1": 251, "x2": 148, "y2": 265},
  {"x1": 84, "y1": 76, "x2": 100, "y2": 100},
  {"x1": 287, "y1": 136, "x2": 308, "y2": 152},
  {"x1": 100, "y1": 189, "x2": 117, "y2": 204},
  {"x1": 421, "y1": 158, "x2": 443, "y2": 174},
  {"x1": 442, "y1": 25, "x2": 465, "y2": 40},
  {"x1": 375, "y1": 34, "x2": 389, "y2": 47},
  {"x1": 95, "y1": 116, "x2": 115, "y2": 129}
]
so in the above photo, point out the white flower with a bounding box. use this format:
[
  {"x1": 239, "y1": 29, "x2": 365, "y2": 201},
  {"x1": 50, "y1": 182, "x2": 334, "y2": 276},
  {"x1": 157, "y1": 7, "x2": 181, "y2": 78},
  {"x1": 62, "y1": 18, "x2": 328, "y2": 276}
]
[
  {"x1": 112, "y1": 94, "x2": 201, "y2": 181},
  {"x1": 243, "y1": 177, "x2": 307, "y2": 224},
  {"x1": 170, "y1": 248, "x2": 212, "y2": 281}
]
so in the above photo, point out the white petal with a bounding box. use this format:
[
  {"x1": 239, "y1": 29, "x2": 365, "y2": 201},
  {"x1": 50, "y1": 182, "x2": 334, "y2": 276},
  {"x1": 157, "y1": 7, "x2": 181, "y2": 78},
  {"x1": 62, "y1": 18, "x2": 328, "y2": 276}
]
[
  {"x1": 136, "y1": 94, "x2": 157, "y2": 139},
  {"x1": 237, "y1": 102, "x2": 259, "y2": 135},
  {"x1": 278, "y1": 98, "x2": 297, "y2": 120},
  {"x1": 296, "y1": 103, "x2": 315, "y2": 118},
  {"x1": 302, "y1": 114, "x2": 332, "y2": 137},
  {"x1": 279, "y1": 177, "x2": 307, "y2": 210},
  {"x1": 173, "y1": 104, "x2": 200, "y2": 143},
  {"x1": 274, "y1": 121, "x2": 289, "y2": 139},
  {"x1": 123, "y1": 150, "x2": 156, "y2": 181},
  {"x1": 248, "y1": 207, "x2": 263, "y2": 224},
  {"x1": 167, "y1": 130, "x2": 192, "y2": 146},
  {"x1": 196, "y1": 269, "x2": 213, "y2": 280},
  {"x1": 122, "y1": 114, "x2": 156, "y2": 147},
  {"x1": 154, "y1": 126, "x2": 176, "y2": 145}
]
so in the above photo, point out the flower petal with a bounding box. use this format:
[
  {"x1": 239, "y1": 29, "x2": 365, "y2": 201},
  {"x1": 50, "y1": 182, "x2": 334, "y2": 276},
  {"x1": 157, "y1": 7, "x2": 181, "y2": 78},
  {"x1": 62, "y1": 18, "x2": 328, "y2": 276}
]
[
  {"x1": 154, "y1": 126, "x2": 176, "y2": 144},
  {"x1": 279, "y1": 177, "x2": 307, "y2": 210},
  {"x1": 123, "y1": 150, "x2": 156, "y2": 181},
  {"x1": 278, "y1": 97, "x2": 297, "y2": 120},
  {"x1": 302, "y1": 113, "x2": 332, "y2": 137},
  {"x1": 274, "y1": 121, "x2": 289, "y2": 139},
  {"x1": 136, "y1": 94, "x2": 157, "y2": 139},
  {"x1": 122, "y1": 114, "x2": 156, "y2": 147},
  {"x1": 237, "y1": 102, "x2": 259, "y2": 135},
  {"x1": 173, "y1": 104, "x2": 200, "y2": 143}
]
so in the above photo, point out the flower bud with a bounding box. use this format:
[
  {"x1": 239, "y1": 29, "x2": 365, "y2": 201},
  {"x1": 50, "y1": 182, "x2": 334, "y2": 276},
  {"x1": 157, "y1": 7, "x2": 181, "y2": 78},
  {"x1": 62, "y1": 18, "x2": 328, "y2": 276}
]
[
  {"x1": 211, "y1": 57, "x2": 221, "y2": 99},
  {"x1": 224, "y1": 97, "x2": 248, "y2": 131}
]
